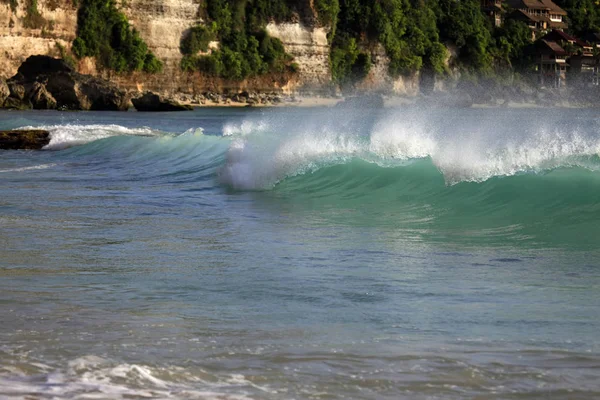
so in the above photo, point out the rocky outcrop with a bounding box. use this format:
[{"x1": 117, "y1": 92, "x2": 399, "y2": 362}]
[
  {"x1": 2, "y1": 80, "x2": 32, "y2": 109},
  {"x1": 0, "y1": 79, "x2": 9, "y2": 106},
  {"x1": 0, "y1": 130, "x2": 50, "y2": 150},
  {"x1": 2, "y1": 96, "x2": 33, "y2": 110},
  {"x1": 0, "y1": 0, "x2": 77, "y2": 79},
  {"x1": 132, "y1": 92, "x2": 192, "y2": 111},
  {"x1": 4, "y1": 55, "x2": 129, "y2": 110},
  {"x1": 29, "y1": 82, "x2": 57, "y2": 109}
]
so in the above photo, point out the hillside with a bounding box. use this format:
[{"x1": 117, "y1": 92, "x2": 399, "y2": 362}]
[{"x1": 1, "y1": 0, "x2": 598, "y2": 99}]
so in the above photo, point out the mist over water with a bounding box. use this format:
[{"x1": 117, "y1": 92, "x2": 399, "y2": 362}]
[{"x1": 1, "y1": 107, "x2": 600, "y2": 399}]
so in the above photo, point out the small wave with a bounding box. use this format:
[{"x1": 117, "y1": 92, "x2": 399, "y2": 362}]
[
  {"x1": 17, "y1": 124, "x2": 165, "y2": 150},
  {"x1": 0, "y1": 355, "x2": 257, "y2": 400},
  {"x1": 0, "y1": 163, "x2": 56, "y2": 173}
]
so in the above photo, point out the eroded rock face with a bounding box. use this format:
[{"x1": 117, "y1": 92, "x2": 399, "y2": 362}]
[
  {"x1": 0, "y1": 79, "x2": 9, "y2": 106},
  {"x1": 0, "y1": 130, "x2": 50, "y2": 150},
  {"x1": 132, "y1": 91, "x2": 192, "y2": 111},
  {"x1": 2, "y1": 96, "x2": 33, "y2": 110},
  {"x1": 8, "y1": 81, "x2": 25, "y2": 100},
  {"x1": 266, "y1": 22, "x2": 331, "y2": 90},
  {"x1": 5, "y1": 55, "x2": 129, "y2": 111},
  {"x1": 0, "y1": 0, "x2": 334, "y2": 95},
  {"x1": 29, "y1": 82, "x2": 57, "y2": 110}
]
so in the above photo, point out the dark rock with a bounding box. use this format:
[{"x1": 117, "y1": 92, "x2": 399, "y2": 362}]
[
  {"x1": 131, "y1": 92, "x2": 193, "y2": 112},
  {"x1": 0, "y1": 79, "x2": 10, "y2": 106},
  {"x1": 44, "y1": 70, "x2": 129, "y2": 111},
  {"x1": 8, "y1": 82, "x2": 25, "y2": 100},
  {"x1": 2, "y1": 97, "x2": 33, "y2": 110},
  {"x1": 5, "y1": 55, "x2": 129, "y2": 111},
  {"x1": 16, "y1": 55, "x2": 73, "y2": 80},
  {"x1": 0, "y1": 129, "x2": 50, "y2": 150},
  {"x1": 29, "y1": 83, "x2": 57, "y2": 110}
]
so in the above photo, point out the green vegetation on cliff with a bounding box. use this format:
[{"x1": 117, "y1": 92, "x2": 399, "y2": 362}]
[
  {"x1": 72, "y1": 0, "x2": 162, "y2": 73},
  {"x1": 330, "y1": 0, "x2": 447, "y2": 82},
  {"x1": 23, "y1": 0, "x2": 45, "y2": 28},
  {"x1": 180, "y1": 0, "x2": 295, "y2": 80},
  {"x1": 317, "y1": 0, "x2": 535, "y2": 85},
  {"x1": 555, "y1": 0, "x2": 600, "y2": 36}
]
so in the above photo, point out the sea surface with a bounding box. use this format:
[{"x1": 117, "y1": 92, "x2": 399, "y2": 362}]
[{"x1": 1, "y1": 106, "x2": 599, "y2": 399}]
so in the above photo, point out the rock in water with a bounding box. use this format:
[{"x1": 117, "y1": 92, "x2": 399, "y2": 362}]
[
  {"x1": 4, "y1": 55, "x2": 129, "y2": 111},
  {"x1": 0, "y1": 130, "x2": 50, "y2": 150},
  {"x1": 132, "y1": 92, "x2": 193, "y2": 112}
]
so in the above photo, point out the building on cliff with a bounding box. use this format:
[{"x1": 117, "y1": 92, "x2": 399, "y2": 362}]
[
  {"x1": 505, "y1": 0, "x2": 568, "y2": 30},
  {"x1": 482, "y1": 0, "x2": 567, "y2": 36},
  {"x1": 533, "y1": 30, "x2": 599, "y2": 88},
  {"x1": 481, "y1": 0, "x2": 504, "y2": 27}
]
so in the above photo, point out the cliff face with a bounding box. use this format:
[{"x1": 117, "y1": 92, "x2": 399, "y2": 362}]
[
  {"x1": 0, "y1": 0, "x2": 417, "y2": 96},
  {"x1": 0, "y1": 0, "x2": 77, "y2": 79},
  {"x1": 119, "y1": 0, "x2": 199, "y2": 76},
  {"x1": 265, "y1": 22, "x2": 331, "y2": 90}
]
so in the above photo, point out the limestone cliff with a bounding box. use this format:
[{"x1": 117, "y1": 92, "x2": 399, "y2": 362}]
[
  {"x1": 0, "y1": 0, "x2": 77, "y2": 79},
  {"x1": 0, "y1": 0, "x2": 419, "y2": 97}
]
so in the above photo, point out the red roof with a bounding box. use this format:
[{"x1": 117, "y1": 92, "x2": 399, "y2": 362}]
[
  {"x1": 539, "y1": 40, "x2": 567, "y2": 55},
  {"x1": 506, "y1": 0, "x2": 567, "y2": 15},
  {"x1": 541, "y1": 30, "x2": 591, "y2": 48}
]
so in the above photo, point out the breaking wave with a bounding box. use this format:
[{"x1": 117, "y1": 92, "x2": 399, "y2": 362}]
[{"x1": 219, "y1": 109, "x2": 600, "y2": 190}]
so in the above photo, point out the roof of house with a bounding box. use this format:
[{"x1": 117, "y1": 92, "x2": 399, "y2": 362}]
[
  {"x1": 506, "y1": 0, "x2": 567, "y2": 15},
  {"x1": 538, "y1": 39, "x2": 568, "y2": 55},
  {"x1": 542, "y1": 29, "x2": 591, "y2": 48},
  {"x1": 509, "y1": 9, "x2": 568, "y2": 29}
]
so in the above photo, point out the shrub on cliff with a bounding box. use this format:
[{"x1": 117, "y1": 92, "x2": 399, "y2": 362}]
[
  {"x1": 555, "y1": 0, "x2": 600, "y2": 37},
  {"x1": 181, "y1": 25, "x2": 216, "y2": 55},
  {"x1": 330, "y1": 37, "x2": 371, "y2": 85},
  {"x1": 23, "y1": 0, "x2": 46, "y2": 29},
  {"x1": 180, "y1": 0, "x2": 295, "y2": 80},
  {"x1": 314, "y1": 0, "x2": 340, "y2": 29},
  {"x1": 327, "y1": 0, "x2": 446, "y2": 83},
  {"x1": 73, "y1": 0, "x2": 162, "y2": 74},
  {"x1": 493, "y1": 20, "x2": 533, "y2": 69}
]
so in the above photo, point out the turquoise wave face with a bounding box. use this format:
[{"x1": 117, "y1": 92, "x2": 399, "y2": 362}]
[
  {"x1": 6, "y1": 106, "x2": 600, "y2": 249},
  {"x1": 268, "y1": 158, "x2": 600, "y2": 249}
]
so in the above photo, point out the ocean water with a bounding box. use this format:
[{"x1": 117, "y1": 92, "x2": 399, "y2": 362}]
[{"x1": 1, "y1": 106, "x2": 599, "y2": 399}]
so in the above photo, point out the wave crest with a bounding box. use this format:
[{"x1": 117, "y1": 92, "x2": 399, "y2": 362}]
[
  {"x1": 18, "y1": 124, "x2": 164, "y2": 150},
  {"x1": 219, "y1": 110, "x2": 600, "y2": 190}
]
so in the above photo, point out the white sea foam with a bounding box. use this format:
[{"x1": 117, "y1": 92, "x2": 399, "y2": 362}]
[
  {"x1": 222, "y1": 120, "x2": 270, "y2": 137},
  {"x1": 0, "y1": 355, "x2": 258, "y2": 399},
  {"x1": 220, "y1": 109, "x2": 600, "y2": 189},
  {"x1": 17, "y1": 124, "x2": 163, "y2": 150},
  {"x1": 220, "y1": 123, "x2": 365, "y2": 190},
  {"x1": 0, "y1": 163, "x2": 56, "y2": 173}
]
